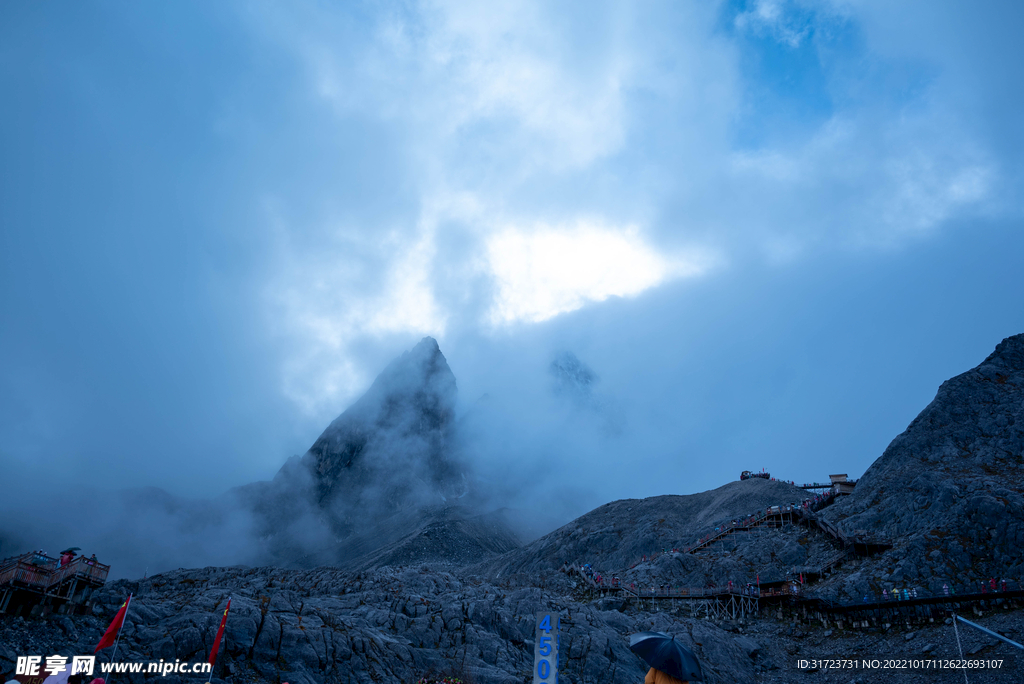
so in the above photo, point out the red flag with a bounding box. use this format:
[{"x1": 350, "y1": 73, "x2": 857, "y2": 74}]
[
  {"x1": 208, "y1": 598, "x2": 231, "y2": 666},
  {"x1": 95, "y1": 595, "x2": 132, "y2": 652}
]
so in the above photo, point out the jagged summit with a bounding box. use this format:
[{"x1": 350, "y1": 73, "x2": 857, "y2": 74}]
[
  {"x1": 550, "y1": 350, "x2": 597, "y2": 399},
  {"x1": 232, "y1": 336, "x2": 506, "y2": 567},
  {"x1": 301, "y1": 336, "x2": 463, "y2": 513},
  {"x1": 981, "y1": 332, "x2": 1024, "y2": 369}
]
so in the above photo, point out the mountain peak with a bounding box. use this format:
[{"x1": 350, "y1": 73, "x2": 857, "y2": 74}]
[
  {"x1": 980, "y1": 332, "x2": 1024, "y2": 370},
  {"x1": 550, "y1": 350, "x2": 597, "y2": 398},
  {"x1": 302, "y1": 338, "x2": 462, "y2": 530},
  {"x1": 822, "y1": 332, "x2": 1024, "y2": 587}
]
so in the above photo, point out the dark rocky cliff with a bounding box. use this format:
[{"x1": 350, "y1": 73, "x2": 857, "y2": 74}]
[
  {"x1": 233, "y1": 337, "x2": 508, "y2": 568},
  {"x1": 303, "y1": 337, "x2": 465, "y2": 516},
  {"x1": 820, "y1": 333, "x2": 1024, "y2": 597}
]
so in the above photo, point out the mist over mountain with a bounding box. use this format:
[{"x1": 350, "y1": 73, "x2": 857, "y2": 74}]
[
  {"x1": 0, "y1": 337, "x2": 527, "y2": 577},
  {"x1": 5, "y1": 334, "x2": 1024, "y2": 684},
  {"x1": 550, "y1": 351, "x2": 597, "y2": 402},
  {"x1": 228, "y1": 337, "x2": 490, "y2": 567},
  {"x1": 6, "y1": 3, "x2": 1024, "y2": 681},
  {"x1": 304, "y1": 337, "x2": 464, "y2": 511}
]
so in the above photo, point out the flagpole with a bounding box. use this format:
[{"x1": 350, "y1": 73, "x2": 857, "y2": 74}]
[
  {"x1": 104, "y1": 593, "x2": 132, "y2": 684},
  {"x1": 207, "y1": 595, "x2": 231, "y2": 683}
]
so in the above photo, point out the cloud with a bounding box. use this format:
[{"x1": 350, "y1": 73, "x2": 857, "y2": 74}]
[
  {"x1": 727, "y1": 113, "x2": 996, "y2": 250},
  {"x1": 734, "y1": 0, "x2": 813, "y2": 48},
  {"x1": 4, "y1": 0, "x2": 1024, "y2": 574},
  {"x1": 266, "y1": 205, "x2": 706, "y2": 413},
  {"x1": 265, "y1": 208, "x2": 448, "y2": 417},
  {"x1": 295, "y1": 0, "x2": 632, "y2": 175},
  {"x1": 248, "y1": 0, "x2": 1017, "y2": 418},
  {"x1": 486, "y1": 221, "x2": 714, "y2": 325}
]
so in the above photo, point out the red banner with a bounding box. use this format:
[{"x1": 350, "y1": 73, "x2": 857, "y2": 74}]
[
  {"x1": 208, "y1": 598, "x2": 231, "y2": 666},
  {"x1": 95, "y1": 595, "x2": 132, "y2": 652}
]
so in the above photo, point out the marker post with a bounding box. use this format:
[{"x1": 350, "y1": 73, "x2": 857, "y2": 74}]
[{"x1": 533, "y1": 612, "x2": 559, "y2": 684}]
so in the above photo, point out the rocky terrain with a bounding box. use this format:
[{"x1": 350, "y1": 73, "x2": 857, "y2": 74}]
[
  {"x1": 475, "y1": 478, "x2": 821, "y2": 586},
  {"x1": 817, "y1": 333, "x2": 1024, "y2": 601},
  {"x1": 3, "y1": 334, "x2": 1024, "y2": 684},
  {"x1": 1, "y1": 563, "x2": 1021, "y2": 684}
]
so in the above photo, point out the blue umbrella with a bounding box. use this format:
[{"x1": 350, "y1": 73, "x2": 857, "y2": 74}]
[{"x1": 629, "y1": 632, "x2": 704, "y2": 682}]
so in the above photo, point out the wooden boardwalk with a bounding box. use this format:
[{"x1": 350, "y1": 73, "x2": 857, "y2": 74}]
[{"x1": 571, "y1": 564, "x2": 1024, "y2": 625}]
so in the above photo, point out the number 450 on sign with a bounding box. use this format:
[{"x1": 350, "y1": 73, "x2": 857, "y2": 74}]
[{"x1": 533, "y1": 613, "x2": 559, "y2": 684}]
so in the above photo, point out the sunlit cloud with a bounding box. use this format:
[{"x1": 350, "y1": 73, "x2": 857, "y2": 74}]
[
  {"x1": 269, "y1": 206, "x2": 717, "y2": 414},
  {"x1": 256, "y1": 0, "x2": 1011, "y2": 419},
  {"x1": 267, "y1": 216, "x2": 448, "y2": 417},
  {"x1": 486, "y1": 221, "x2": 713, "y2": 325}
]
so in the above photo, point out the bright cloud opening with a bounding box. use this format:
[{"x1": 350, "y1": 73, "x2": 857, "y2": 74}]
[
  {"x1": 269, "y1": 219, "x2": 448, "y2": 418},
  {"x1": 486, "y1": 222, "x2": 712, "y2": 325}
]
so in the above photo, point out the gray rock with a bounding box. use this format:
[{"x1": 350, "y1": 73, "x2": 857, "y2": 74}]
[
  {"x1": 734, "y1": 635, "x2": 760, "y2": 658},
  {"x1": 821, "y1": 334, "x2": 1024, "y2": 597},
  {"x1": 474, "y1": 477, "x2": 819, "y2": 587},
  {"x1": 0, "y1": 644, "x2": 16, "y2": 673},
  {"x1": 56, "y1": 616, "x2": 76, "y2": 639}
]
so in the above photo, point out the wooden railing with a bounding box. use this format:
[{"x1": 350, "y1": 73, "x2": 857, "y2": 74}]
[
  {"x1": 0, "y1": 552, "x2": 108, "y2": 594},
  {"x1": 0, "y1": 560, "x2": 55, "y2": 590},
  {"x1": 46, "y1": 556, "x2": 110, "y2": 588}
]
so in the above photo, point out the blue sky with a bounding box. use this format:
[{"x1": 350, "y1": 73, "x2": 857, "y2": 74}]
[{"x1": 2, "y1": 0, "x2": 1022, "y2": 521}]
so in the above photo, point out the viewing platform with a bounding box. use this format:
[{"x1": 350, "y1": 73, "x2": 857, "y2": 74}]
[{"x1": 0, "y1": 551, "x2": 109, "y2": 616}]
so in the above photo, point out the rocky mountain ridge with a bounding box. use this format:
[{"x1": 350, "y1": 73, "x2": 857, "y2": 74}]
[
  {"x1": 816, "y1": 333, "x2": 1024, "y2": 599},
  {"x1": 474, "y1": 478, "x2": 814, "y2": 585},
  {"x1": 231, "y1": 336, "x2": 520, "y2": 571},
  {"x1": 4, "y1": 334, "x2": 1024, "y2": 684}
]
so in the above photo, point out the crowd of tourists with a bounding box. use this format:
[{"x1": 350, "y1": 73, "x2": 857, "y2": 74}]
[{"x1": 869, "y1": 578, "x2": 1019, "y2": 603}]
